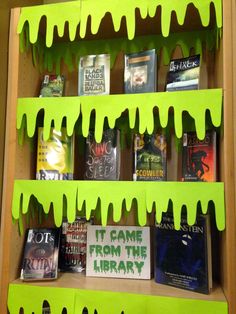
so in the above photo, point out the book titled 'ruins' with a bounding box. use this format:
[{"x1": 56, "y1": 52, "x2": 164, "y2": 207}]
[
  {"x1": 124, "y1": 49, "x2": 157, "y2": 93},
  {"x1": 78, "y1": 54, "x2": 110, "y2": 95},
  {"x1": 133, "y1": 133, "x2": 167, "y2": 181},
  {"x1": 84, "y1": 129, "x2": 120, "y2": 180},
  {"x1": 20, "y1": 228, "x2": 60, "y2": 281},
  {"x1": 182, "y1": 130, "x2": 217, "y2": 182},
  {"x1": 155, "y1": 214, "x2": 212, "y2": 294},
  {"x1": 166, "y1": 54, "x2": 200, "y2": 91},
  {"x1": 59, "y1": 217, "x2": 92, "y2": 273},
  {"x1": 36, "y1": 127, "x2": 74, "y2": 180}
]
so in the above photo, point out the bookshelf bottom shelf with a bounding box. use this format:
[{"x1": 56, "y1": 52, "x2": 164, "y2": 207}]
[{"x1": 8, "y1": 273, "x2": 227, "y2": 314}]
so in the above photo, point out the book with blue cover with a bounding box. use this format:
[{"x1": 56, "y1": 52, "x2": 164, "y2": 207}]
[{"x1": 154, "y1": 213, "x2": 212, "y2": 294}]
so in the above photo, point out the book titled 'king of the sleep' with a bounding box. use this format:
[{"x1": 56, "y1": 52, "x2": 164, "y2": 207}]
[{"x1": 154, "y1": 214, "x2": 212, "y2": 294}]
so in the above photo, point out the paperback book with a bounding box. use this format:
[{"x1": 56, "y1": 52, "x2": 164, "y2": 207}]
[
  {"x1": 36, "y1": 127, "x2": 74, "y2": 180},
  {"x1": 133, "y1": 133, "x2": 167, "y2": 181},
  {"x1": 59, "y1": 217, "x2": 92, "y2": 273},
  {"x1": 78, "y1": 54, "x2": 110, "y2": 95},
  {"x1": 166, "y1": 54, "x2": 200, "y2": 91},
  {"x1": 155, "y1": 213, "x2": 212, "y2": 294},
  {"x1": 84, "y1": 128, "x2": 120, "y2": 180},
  {"x1": 182, "y1": 130, "x2": 217, "y2": 182},
  {"x1": 39, "y1": 74, "x2": 65, "y2": 97},
  {"x1": 124, "y1": 49, "x2": 157, "y2": 93},
  {"x1": 20, "y1": 228, "x2": 60, "y2": 281}
]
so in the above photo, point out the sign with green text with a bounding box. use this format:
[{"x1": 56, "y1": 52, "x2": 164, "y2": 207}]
[{"x1": 86, "y1": 225, "x2": 150, "y2": 279}]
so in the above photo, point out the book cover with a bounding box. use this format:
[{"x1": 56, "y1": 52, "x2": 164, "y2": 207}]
[
  {"x1": 42, "y1": 308, "x2": 51, "y2": 314},
  {"x1": 20, "y1": 228, "x2": 60, "y2": 281},
  {"x1": 166, "y1": 54, "x2": 200, "y2": 91},
  {"x1": 59, "y1": 217, "x2": 92, "y2": 273},
  {"x1": 39, "y1": 74, "x2": 65, "y2": 97},
  {"x1": 124, "y1": 49, "x2": 157, "y2": 93},
  {"x1": 36, "y1": 127, "x2": 74, "y2": 180},
  {"x1": 154, "y1": 214, "x2": 212, "y2": 294},
  {"x1": 84, "y1": 129, "x2": 120, "y2": 180},
  {"x1": 133, "y1": 133, "x2": 167, "y2": 181},
  {"x1": 78, "y1": 54, "x2": 110, "y2": 95},
  {"x1": 182, "y1": 130, "x2": 217, "y2": 182}
]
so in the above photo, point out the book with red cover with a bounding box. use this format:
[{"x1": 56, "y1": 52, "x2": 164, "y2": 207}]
[{"x1": 182, "y1": 130, "x2": 217, "y2": 182}]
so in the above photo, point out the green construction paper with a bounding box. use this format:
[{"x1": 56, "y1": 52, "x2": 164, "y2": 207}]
[
  {"x1": 8, "y1": 283, "x2": 227, "y2": 314},
  {"x1": 17, "y1": 89, "x2": 223, "y2": 142},
  {"x1": 17, "y1": 0, "x2": 222, "y2": 47},
  {"x1": 28, "y1": 29, "x2": 218, "y2": 73},
  {"x1": 12, "y1": 180, "x2": 225, "y2": 230}
]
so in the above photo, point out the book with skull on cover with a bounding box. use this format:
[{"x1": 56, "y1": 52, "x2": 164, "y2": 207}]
[{"x1": 20, "y1": 228, "x2": 60, "y2": 281}]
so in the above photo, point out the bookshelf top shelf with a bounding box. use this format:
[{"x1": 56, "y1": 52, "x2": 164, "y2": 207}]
[{"x1": 17, "y1": 0, "x2": 222, "y2": 47}]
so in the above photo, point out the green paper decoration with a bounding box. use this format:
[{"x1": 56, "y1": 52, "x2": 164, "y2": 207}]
[
  {"x1": 12, "y1": 180, "x2": 225, "y2": 230},
  {"x1": 17, "y1": 89, "x2": 223, "y2": 143},
  {"x1": 29, "y1": 30, "x2": 218, "y2": 73},
  {"x1": 17, "y1": 0, "x2": 222, "y2": 47},
  {"x1": 8, "y1": 283, "x2": 228, "y2": 314}
]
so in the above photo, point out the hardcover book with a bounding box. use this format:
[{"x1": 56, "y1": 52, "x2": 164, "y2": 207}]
[
  {"x1": 166, "y1": 54, "x2": 200, "y2": 91},
  {"x1": 124, "y1": 49, "x2": 157, "y2": 93},
  {"x1": 84, "y1": 128, "x2": 120, "y2": 180},
  {"x1": 182, "y1": 130, "x2": 217, "y2": 182},
  {"x1": 155, "y1": 214, "x2": 212, "y2": 294},
  {"x1": 39, "y1": 74, "x2": 65, "y2": 97},
  {"x1": 59, "y1": 217, "x2": 92, "y2": 273},
  {"x1": 36, "y1": 127, "x2": 74, "y2": 180},
  {"x1": 20, "y1": 228, "x2": 60, "y2": 281},
  {"x1": 78, "y1": 54, "x2": 110, "y2": 95},
  {"x1": 133, "y1": 133, "x2": 167, "y2": 181}
]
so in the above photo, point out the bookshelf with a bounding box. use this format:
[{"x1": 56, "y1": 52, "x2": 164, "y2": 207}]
[{"x1": 0, "y1": 0, "x2": 235, "y2": 313}]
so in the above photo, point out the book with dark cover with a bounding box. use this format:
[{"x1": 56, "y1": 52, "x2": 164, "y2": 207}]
[
  {"x1": 155, "y1": 214, "x2": 212, "y2": 294},
  {"x1": 166, "y1": 54, "x2": 200, "y2": 91},
  {"x1": 124, "y1": 49, "x2": 157, "y2": 93},
  {"x1": 36, "y1": 127, "x2": 74, "y2": 180},
  {"x1": 39, "y1": 75, "x2": 65, "y2": 97},
  {"x1": 20, "y1": 228, "x2": 60, "y2": 281},
  {"x1": 182, "y1": 130, "x2": 217, "y2": 182},
  {"x1": 133, "y1": 133, "x2": 167, "y2": 181},
  {"x1": 78, "y1": 54, "x2": 110, "y2": 95},
  {"x1": 84, "y1": 129, "x2": 120, "y2": 180},
  {"x1": 59, "y1": 217, "x2": 92, "y2": 273}
]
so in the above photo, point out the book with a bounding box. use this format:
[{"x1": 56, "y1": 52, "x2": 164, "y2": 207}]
[
  {"x1": 133, "y1": 133, "x2": 167, "y2": 181},
  {"x1": 154, "y1": 213, "x2": 212, "y2": 294},
  {"x1": 182, "y1": 130, "x2": 217, "y2": 182},
  {"x1": 39, "y1": 74, "x2": 65, "y2": 97},
  {"x1": 78, "y1": 54, "x2": 110, "y2": 95},
  {"x1": 20, "y1": 228, "x2": 60, "y2": 281},
  {"x1": 42, "y1": 308, "x2": 51, "y2": 314},
  {"x1": 124, "y1": 49, "x2": 157, "y2": 93},
  {"x1": 166, "y1": 54, "x2": 200, "y2": 91},
  {"x1": 84, "y1": 129, "x2": 120, "y2": 180},
  {"x1": 36, "y1": 127, "x2": 74, "y2": 180},
  {"x1": 59, "y1": 217, "x2": 92, "y2": 273}
]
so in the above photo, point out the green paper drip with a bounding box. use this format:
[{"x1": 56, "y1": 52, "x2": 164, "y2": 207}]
[
  {"x1": 24, "y1": 30, "x2": 218, "y2": 73},
  {"x1": 8, "y1": 283, "x2": 227, "y2": 314},
  {"x1": 17, "y1": 0, "x2": 222, "y2": 47},
  {"x1": 17, "y1": 89, "x2": 222, "y2": 143},
  {"x1": 12, "y1": 180, "x2": 225, "y2": 231}
]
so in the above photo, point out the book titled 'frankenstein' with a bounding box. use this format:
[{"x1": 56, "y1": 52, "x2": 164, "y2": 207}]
[
  {"x1": 36, "y1": 127, "x2": 74, "y2": 180},
  {"x1": 20, "y1": 228, "x2": 60, "y2": 281},
  {"x1": 182, "y1": 130, "x2": 217, "y2": 182},
  {"x1": 155, "y1": 214, "x2": 212, "y2": 294},
  {"x1": 84, "y1": 129, "x2": 120, "y2": 180},
  {"x1": 166, "y1": 54, "x2": 200, "y2": 91},
  {"x1": 124, "y1": 49, "x2": 157, "y2": 93},
  {"x1": 133, "y1": 133, "x2": 167, "y2": 181},
  {"x1": 78, "y1": 54, "x2": 110, "y2": 95}
]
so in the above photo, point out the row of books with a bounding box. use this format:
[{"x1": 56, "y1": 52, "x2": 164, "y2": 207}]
[
  {"x1": 36, "y1": 128, "x2": 217, "y2": 182},
  {"x1": 39, "y1": 52, "x2": 200, "y2": 97},
  {"x1": 20, "y1": 213, "x2": 212, "y2": 295}
]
